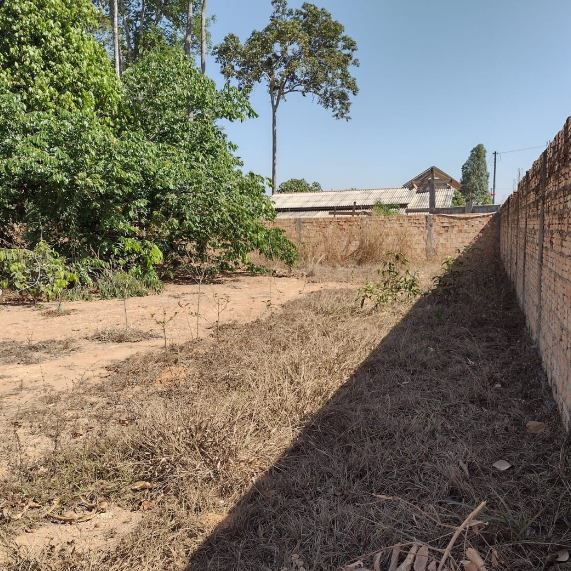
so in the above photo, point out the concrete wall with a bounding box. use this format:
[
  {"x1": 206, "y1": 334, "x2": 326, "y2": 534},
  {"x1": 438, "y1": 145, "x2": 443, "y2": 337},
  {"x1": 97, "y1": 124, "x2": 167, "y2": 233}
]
[
  {"x1": 500, "y1": 116, "x2": 571, "y2": 428},
  {"x1": 268, "y1": 213, "x2": 495, "y2": 264}
]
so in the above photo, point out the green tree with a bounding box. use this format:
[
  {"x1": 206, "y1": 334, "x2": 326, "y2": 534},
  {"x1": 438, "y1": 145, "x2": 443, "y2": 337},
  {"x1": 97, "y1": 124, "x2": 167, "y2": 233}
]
[
  {"x1": 214, "y1": 0, "x2": 359, "y2": 193},
  {"x1": 459, "y1": 144, "x2": 491, "y2": 205},
  {"x1": 277, "y1": 178, "x2": 322, "y2": 193},
  {"x1": 0, "y1": 0, "x2": 122, "y2": 116},
  {"x1": 93, "y1": 0, "x2": 211, "y2": 66}
]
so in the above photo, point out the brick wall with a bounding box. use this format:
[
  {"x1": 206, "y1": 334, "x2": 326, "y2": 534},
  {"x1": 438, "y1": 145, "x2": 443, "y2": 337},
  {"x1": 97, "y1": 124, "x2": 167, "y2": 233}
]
[
  {"x1": 500, "y1": 116, "x2": 571, "y2": 428},
  {"x1": 268, "y1": 214, "x2": 495, "y2": 264}
]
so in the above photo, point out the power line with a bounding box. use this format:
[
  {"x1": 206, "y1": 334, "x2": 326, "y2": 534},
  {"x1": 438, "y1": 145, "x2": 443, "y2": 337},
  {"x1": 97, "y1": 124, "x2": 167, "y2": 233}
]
[{"x1": 499, "y1": 144, "x2": 547, "y2": 155}]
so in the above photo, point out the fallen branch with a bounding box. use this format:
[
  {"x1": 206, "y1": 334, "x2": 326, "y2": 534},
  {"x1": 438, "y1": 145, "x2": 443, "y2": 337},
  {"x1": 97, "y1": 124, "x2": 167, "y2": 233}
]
[{"x1": 437, "y1": 502, "x2": 487, "y2": 571}]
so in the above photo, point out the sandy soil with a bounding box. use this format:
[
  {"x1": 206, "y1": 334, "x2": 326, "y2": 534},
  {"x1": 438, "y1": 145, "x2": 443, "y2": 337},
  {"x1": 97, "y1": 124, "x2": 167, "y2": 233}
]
[{"x1": 0, "y1": 275, "x2": 332, "y2": 397}]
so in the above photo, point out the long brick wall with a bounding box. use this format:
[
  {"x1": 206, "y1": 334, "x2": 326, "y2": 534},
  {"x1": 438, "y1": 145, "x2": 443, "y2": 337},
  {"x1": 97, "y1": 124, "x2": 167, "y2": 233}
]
[
  {"x1": 269, "y1": 214, "x2": 495, "y2": 264},
  {"x1": 500, "y1": 116, "x2": 571, "y2": 428}
]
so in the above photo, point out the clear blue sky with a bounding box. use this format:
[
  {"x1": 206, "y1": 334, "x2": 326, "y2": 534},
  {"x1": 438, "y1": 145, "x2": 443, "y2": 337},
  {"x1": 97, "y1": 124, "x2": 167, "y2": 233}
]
[{"x1": 204, "y1": 0, "x2": 571, "y2": 202}]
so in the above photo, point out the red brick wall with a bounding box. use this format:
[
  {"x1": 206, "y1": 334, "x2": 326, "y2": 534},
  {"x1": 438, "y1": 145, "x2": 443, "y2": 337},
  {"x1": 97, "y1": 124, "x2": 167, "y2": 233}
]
[
  {"x1": 500, "y1": 116, "x2": 571, "y2": 428},
  {"x1": 268, "y1": 214, "x2": 495, "y2": 264}
]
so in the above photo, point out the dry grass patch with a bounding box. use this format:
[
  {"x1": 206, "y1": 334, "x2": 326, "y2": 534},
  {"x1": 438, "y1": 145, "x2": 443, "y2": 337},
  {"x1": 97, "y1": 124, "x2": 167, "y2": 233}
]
[
  {"x1": 0, "y1": 339, "x2": 78, "y2": 365},
  {"x1": 0, "y1": 240, "x2": 569, "y2": 570},
  {"x1": 87, "y1": 327, "x2": 160, "y2": 344}
]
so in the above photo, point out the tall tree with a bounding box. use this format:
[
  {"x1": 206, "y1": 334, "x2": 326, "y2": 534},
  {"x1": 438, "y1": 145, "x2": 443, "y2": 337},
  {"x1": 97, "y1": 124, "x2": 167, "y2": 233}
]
[
  {"x1": 214, "y1": 0, "x2": 358, "y2": 193},
  {"x1": 111, "y1": 0, "x2": 121, "y2": 75},
  {"x1": 201, "y1": 0, "x2": 208, "y2": 73},
  {"x1": 94, "y1": 0, "x2": 210, "y2": 65},
  {"x1": 459, "y1": 144, "x2": 491, "y2": 205},
  {"x1": 184, "y1": 0, "x2": 193, "y2": 56}
]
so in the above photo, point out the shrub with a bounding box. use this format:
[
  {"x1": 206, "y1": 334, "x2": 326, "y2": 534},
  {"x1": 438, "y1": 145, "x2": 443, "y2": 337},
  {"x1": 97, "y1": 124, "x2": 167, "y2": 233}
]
[
  {"x1": 0, "y1": 241, "x2": 78, "y2": 302},
  {"x1": 357, "y1": 252, "x2": 421, "y2": 307}
]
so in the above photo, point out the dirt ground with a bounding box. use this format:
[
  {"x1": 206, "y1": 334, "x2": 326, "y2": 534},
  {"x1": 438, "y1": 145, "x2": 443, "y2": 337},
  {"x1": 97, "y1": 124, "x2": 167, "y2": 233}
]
[
  {"x1": 0, "y1": 273, "x2": 341, "y2": 562},
  {"x1": 1, "y1": 252, "x2": 569, "y2": 571},
  {"x1": 0, "y1": 274, "x2": 328, "y2": 397}
]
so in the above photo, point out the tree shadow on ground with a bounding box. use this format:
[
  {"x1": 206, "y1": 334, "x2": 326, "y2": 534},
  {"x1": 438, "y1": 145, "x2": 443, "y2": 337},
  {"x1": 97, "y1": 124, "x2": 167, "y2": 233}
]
[{"x1": 186, "y1": 217, "x2": 570, "y2": 571}]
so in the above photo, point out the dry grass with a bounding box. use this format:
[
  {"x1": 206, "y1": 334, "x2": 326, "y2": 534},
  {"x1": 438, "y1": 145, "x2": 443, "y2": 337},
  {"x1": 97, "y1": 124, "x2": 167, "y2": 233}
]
[
  {"x1": 0, "y1": 339, "x2": 78, "y2": 365},
  {"x1": 87, "y1": 327, "x2": 160, "y2": 343},
  {"x1": 0, "y1": 236, "x2": 570, "y2": 570}
]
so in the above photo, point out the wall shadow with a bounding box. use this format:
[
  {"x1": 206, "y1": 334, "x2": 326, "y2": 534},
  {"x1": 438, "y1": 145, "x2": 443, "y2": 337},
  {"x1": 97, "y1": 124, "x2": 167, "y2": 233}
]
[{"x1": 185, "y1": 216, "x2": 570, "y2": 571}]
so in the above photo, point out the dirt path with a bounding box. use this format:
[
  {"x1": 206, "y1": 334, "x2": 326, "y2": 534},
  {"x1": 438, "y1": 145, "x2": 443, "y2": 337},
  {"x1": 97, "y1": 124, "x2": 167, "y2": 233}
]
[{"x1": 0, "y1": 275, "x2": 333, "y2": 401}]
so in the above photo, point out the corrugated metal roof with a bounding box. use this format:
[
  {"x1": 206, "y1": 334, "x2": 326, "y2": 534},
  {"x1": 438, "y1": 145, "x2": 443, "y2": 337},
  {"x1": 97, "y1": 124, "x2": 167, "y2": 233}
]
[
  {"x1": 276, "y1": 210, "x2": 377, "y2": 219},
  {"x1": 271, "y1": 188, "x2": 415, "y2": 211},
  {"x1": 407, "y1": 188, "x2": 455, "y2": 210}
]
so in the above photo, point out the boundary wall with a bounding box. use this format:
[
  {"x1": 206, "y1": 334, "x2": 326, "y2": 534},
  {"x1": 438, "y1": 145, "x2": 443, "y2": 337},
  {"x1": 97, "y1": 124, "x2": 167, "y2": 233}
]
[
  {"x1": 500, "y1": 116, "x2": 571, "y2": 428},
  {"x1": 269, "y1": 214, "x2": 495, "y2": 264}
]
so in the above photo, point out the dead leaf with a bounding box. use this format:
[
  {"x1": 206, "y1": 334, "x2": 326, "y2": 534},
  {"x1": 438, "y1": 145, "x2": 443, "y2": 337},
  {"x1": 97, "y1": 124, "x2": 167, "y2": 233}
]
[
  {"x1": 389, "y1": 544, "x2": 402, "y2": 571},
  {"x1": 414, "y1": 545, "x2": 429, "y2": 571},
  {"x1": 140, "y1": 500, "x2": 154, "y2": 511},
  {"x1": 492, "y1": 459, "x2": 512, "y2": 471},
  {"x1": 466, "y1": 547, "x2": 488, "y2": 571},
  {"x1": 374, "y1": 551, "x2": 383, "y2": 571},
  {"x1": 545, "y1": 550, "x2": 569, "y2": 565},
  {"x1": 131, "y1": 481, "x2": 153, "y2": 492},
  {"x1": 343, "y1": 562, "x2": 371, "y2": 571},
  {"x1": 526, "y1": 421, "x2": 546, "y2": 434},
  {"x1": 491, "y1": 550, "x2": 499, "y2": 568},
  {"x1": 556, "y1": 550, "x2": 569, "y2": 562},
  {"x1": 28, "y1": 501, "x2": 41, "y2": 509},
  {"x1": 461, "y1": 561, "x2": 478, "y2": 571},
  {"x1": 292, "y1": 553, "x2": 304, "y2": 568},
  {"x1": 427, "y1": 562, "x2": 437, "y2": 571},
  {"x1": 459, "y1": 461, "x2": 470, "y2": 477},
  {"x1": 396, "y1": 544, "x2": 420, "y2": 571}
]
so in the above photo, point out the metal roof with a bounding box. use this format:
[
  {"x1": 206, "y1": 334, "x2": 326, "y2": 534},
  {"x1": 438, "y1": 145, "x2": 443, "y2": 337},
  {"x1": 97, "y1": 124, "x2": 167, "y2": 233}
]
[
  {"x1": 271, "y1": 188, "x2": 415, "y2": 211},
  {"x1": 406, "y1": 188, "x2": 455, "y2": 210}
]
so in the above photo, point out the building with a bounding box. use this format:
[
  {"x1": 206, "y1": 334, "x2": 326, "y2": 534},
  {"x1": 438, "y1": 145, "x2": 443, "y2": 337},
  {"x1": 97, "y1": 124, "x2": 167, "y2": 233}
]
[{"x1": 272, "y1": 167, "x2": 461, "y2": 218}]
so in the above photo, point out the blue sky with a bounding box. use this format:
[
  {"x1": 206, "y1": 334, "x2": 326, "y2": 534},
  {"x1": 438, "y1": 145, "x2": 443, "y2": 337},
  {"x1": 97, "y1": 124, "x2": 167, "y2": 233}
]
[{"x1": 204, "y1": 0, "x2": 571, "y2": 202}]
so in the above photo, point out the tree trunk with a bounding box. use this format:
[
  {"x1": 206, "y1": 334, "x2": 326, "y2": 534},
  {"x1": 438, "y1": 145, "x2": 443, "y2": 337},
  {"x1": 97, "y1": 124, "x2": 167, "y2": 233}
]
[
  {"x1": 271, "y1": 97, "x2": 278, "y2": 194},
  {"x1": 111, "y1": 0, "x2": 121, "y2": 76},
  {"x1": 201, "y1": 0, "x2": 208, "y2": 74},
  {"x1": 136, "y1": 0, "x2": 146, "y2": 56},
  {"x1": 184, "y1": 0, "x2": 193, "y2": 56},
  {"x1": 120, "y1": 0, "x2": 132, "y2": 65}
]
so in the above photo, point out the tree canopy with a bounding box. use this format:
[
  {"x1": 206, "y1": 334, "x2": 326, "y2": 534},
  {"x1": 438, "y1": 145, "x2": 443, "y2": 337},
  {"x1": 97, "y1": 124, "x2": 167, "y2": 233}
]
[
  {"x1": 0, "y1": 0, "x2": 296, "y2": 292},
  {"x1": 214, "y1": 0, "x2": 358, "y2": 192},
  {"x1": 93, "y1": 0, "x2": 212, "y2": 68},
  {"x1": 0, "y1": 0, "x2": 122, "y2": 116},
  {"x1": 277, "y1": 178, "x2": 322, "y2": 193},
  {"x1": 458, "y1": 144, "x2": 491, "y2": 205}
]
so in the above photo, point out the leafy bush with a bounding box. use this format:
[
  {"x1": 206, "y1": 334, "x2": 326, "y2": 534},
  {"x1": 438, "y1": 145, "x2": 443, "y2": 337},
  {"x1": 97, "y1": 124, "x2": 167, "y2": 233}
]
[
  {"x1": 357, "y1": 252, "x2": 421, "y2": 307},
  {"x1": 373, "y1": 202, "x2": 401, "y2": 216},
  {"x1": 95, "y1": 269, "x2": 164, "y2": 300},
  {"x1": 0, "y1": 241, "x2": 78, "y2": 302}
]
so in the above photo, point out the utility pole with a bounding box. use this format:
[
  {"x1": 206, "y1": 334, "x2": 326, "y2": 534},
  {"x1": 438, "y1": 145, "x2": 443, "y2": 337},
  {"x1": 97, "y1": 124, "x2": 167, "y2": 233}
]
[{"x1": 492, "y1": 151, "x2": 498, "y2": 204}]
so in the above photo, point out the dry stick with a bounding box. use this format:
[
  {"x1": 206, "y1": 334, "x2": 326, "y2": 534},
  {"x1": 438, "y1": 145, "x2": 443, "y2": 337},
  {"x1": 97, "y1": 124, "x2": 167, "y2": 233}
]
[
  {"x1": 373, "y1": 494, "x2": 457, "y2": 530},
  {"x1": 436, "y1": 501, "x2": 487, "y2": 571}
]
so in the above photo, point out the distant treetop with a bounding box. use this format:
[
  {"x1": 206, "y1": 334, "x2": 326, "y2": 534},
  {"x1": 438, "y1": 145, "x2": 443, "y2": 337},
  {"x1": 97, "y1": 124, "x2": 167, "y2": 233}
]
[{"x1": 277, "y1": 178, "x2": 323, "y2": 193}]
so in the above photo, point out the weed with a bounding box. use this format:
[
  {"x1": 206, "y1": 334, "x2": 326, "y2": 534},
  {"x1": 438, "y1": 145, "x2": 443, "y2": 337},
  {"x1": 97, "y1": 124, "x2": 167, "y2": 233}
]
[
  {"x1": 151, "y1": 308, "x2": 178, "y2": 349},
  {"x1": 357, "y1": 251, "x2": 422, "y2": 307}
]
